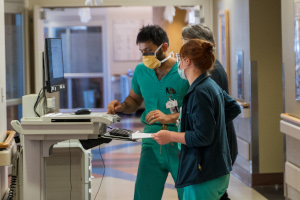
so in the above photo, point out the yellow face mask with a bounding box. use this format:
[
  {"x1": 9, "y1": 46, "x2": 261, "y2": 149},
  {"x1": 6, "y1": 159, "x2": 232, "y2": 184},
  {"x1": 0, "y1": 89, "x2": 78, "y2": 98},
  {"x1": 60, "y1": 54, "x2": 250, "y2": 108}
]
[
  {"x1": 142, "y1": 55, "x2": 161, "y2": 69},
  {"x1": 142, "y1": 44, "x2": 171, "y2": 70}
]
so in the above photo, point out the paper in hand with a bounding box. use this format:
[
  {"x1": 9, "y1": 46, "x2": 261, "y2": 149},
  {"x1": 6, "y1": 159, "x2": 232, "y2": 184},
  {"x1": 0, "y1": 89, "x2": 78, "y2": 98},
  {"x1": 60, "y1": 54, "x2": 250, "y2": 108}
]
[{"x1": 131, "y1": 132, "x2": 154, "y2": 139}]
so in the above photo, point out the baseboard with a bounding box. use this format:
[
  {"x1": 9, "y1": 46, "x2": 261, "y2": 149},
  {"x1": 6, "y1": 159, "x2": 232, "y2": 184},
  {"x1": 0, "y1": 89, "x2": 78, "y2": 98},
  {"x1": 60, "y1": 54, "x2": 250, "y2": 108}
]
[
  {"x1": 232, "y1": 163, "x2": 283, "y2": 187},
  {"x1": 252, "y1": 172, "x2": 283, "y2": 186}
]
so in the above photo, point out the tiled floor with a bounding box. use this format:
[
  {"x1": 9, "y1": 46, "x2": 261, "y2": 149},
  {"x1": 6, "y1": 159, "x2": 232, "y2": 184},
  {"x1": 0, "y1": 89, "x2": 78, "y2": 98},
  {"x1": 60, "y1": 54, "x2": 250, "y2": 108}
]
[{"x1": 90, "y1": 114, "x2": 284, "y2": 200}]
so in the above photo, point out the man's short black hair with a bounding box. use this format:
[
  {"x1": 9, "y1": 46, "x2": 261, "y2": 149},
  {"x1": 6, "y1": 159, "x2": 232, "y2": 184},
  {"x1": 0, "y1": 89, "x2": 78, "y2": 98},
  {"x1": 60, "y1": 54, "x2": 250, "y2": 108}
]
[{"x1": 136, "y1": 25, "x2": 169, "y2": 46}]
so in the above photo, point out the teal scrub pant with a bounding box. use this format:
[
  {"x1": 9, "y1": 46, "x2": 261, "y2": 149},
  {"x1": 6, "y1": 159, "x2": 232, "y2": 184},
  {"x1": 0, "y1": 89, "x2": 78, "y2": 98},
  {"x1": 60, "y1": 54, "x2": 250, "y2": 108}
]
[
  {"x1": 183, "y1": 174, "x2": 230, "y2": 200},
  {"x1": 134, "y1": 126, "x2": 183, "y2": 200}
]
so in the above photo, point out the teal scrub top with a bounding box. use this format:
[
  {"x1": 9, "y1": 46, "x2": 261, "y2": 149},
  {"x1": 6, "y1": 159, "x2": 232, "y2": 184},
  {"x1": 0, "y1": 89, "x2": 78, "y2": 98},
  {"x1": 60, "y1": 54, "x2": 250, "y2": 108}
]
[{"x1": 131, "y1": 62, "x2": 189, "y2": 133}]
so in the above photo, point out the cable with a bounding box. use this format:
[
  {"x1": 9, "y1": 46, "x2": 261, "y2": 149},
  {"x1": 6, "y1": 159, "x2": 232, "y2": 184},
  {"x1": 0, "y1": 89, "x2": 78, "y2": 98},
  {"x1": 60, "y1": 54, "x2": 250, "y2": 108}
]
[
  {"x1": 34, "y1": 87, "x2": 44, "y2": 117},
  {"x1": 7, "y1": 146, "x2": 21, "y2": 200},
  {"x1": 69, "y1": 140, "x2": 72, "y2": 200},
  {"x1": 33, "y1": 89, "x2": 42, "y2": 117},
  {"x1": 34, "y1": 86, "x2": 47, "y2": 117},
  {"x1": 43, "y1": 85, "x2": 48, "y2": 114},
  {"x1": 7, "y1": 176, "x2": 17, "y2": 200},
  {"x1": 94, "y1": 146, "x2": 105, "y2": 200}
]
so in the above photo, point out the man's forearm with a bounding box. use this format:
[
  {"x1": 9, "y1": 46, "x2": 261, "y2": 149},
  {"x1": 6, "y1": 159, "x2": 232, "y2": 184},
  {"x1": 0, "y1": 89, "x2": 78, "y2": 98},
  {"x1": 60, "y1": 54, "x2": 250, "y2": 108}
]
[
  {"x1": 122, "y1": 96, "x2": 142, "y2": 114},
  {"x1": 166, "y1": 113, "x2": 180, "y2": 124}
]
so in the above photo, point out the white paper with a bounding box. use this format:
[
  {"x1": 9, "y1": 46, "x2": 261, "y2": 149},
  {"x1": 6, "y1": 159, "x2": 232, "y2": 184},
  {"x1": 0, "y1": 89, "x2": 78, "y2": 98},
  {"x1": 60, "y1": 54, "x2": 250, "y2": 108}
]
[{"x1": 131, "y1": 132, "x2": 154, "y2": 139}]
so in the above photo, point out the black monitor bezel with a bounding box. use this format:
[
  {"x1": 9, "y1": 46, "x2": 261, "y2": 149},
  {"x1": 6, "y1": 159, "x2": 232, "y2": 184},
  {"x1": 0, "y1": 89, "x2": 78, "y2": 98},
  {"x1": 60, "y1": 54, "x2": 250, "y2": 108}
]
[{"x1": 44, "y1": 38, "x2": 65, "y2": 93}]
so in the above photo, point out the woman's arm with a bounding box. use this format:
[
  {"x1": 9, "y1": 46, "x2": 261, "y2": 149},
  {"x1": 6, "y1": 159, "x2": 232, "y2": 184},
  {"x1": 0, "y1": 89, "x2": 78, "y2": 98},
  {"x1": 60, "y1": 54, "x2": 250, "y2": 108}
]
[
  {"x1": 223, "y1": 91, "x2": 241, "y2": 124},
  {"x1": 152, "y1": 131, "x2": 186, "y2": 145},
  {"x1": 184, "y1": 91, "x2": 216, "y2": 148},
  {"x1": 152, "y1": 90, "x2": 216, "y2": 148}
]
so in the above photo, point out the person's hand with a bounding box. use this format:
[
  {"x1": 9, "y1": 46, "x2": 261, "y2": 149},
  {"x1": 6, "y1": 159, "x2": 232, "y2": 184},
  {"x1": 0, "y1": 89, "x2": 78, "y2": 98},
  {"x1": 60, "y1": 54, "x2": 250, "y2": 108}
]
[
  {"x1": 107, "y1": 100, "x2": 124, "y2": 114},
  {"x1": 146, "y1": 110, "x2": 170, "y2": 125},
  {"x1": 152, "y1": 130, "x2": 173, "y2": 145}
]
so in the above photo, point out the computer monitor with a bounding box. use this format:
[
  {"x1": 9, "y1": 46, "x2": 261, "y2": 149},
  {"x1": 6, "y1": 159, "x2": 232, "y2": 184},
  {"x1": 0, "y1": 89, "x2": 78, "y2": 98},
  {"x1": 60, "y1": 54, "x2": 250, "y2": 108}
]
[{"x1": 44, "y1": 38, "x2": 65, "y2": 93}]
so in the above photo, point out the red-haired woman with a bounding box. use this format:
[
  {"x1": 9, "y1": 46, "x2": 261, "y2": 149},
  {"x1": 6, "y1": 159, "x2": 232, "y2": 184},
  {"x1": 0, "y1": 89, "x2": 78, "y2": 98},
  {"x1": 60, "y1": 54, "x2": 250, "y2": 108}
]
[{"x1": 152, "y1": 39, "x2": 241, "y2": 200}]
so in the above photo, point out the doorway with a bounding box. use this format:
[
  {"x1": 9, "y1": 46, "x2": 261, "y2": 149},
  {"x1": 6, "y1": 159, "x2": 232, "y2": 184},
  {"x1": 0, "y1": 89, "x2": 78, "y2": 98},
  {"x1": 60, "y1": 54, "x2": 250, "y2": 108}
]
[{"x1": 43, "y1": 8, "x2": 108, "y2": 112}]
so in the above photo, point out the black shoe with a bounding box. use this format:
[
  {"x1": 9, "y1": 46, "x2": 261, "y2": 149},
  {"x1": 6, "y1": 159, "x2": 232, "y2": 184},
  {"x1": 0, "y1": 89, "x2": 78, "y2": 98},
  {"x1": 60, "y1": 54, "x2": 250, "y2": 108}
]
[
  {"x1": 220, "y1": 190, "x2": 230, "y2": 200},
  {"x1": 79, "y1": 138, "x2": 112, "y2": 150}
]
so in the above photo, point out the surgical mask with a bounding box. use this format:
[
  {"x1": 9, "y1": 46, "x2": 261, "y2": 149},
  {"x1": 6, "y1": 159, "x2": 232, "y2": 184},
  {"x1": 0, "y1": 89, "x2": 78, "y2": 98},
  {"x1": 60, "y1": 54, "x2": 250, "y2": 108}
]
[
  {"x1": 178, "y1": 68, "x2": 187, "y2": 80},
  {"x1": 142, "y1": 44, "x2": 171, "y2": 69},
  {"x1": 176, "y1": 53, "x2": 187, "y2": 80}
]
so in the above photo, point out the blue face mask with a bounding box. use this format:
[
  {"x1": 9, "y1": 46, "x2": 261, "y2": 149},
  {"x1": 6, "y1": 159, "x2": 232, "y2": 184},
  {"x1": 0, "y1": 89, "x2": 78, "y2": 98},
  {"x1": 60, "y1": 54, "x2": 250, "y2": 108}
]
[
  {"x1": 176, "y1": 54, "x2": 187, "y2": 80},
  {"x1": 178, "y1": 67, "x2": 187, "y2": 80}
]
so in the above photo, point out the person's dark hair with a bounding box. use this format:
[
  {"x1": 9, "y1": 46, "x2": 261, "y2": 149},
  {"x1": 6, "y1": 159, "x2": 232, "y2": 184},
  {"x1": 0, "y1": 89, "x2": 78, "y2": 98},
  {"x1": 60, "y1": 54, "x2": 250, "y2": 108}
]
[
  {"x1": 136, "y1": 25, "x2": 169, "y2": 46},
  {"x1": 182, "y1": 24, "x2": 215, "y2": 46},
  {"x1": 180, "y1": 39, "x2": 215, "y2": 72}
]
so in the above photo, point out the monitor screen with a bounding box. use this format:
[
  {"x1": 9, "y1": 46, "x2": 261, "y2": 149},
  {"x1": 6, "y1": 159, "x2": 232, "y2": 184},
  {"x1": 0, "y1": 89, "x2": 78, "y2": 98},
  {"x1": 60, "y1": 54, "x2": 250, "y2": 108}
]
[{"x1": 44, "y1": 38, "x2": 65, "y2": 93}]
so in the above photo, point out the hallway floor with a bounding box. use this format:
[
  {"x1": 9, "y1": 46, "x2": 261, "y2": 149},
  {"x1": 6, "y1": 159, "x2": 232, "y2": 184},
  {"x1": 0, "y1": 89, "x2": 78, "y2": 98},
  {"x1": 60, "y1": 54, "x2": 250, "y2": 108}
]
[{"x1": 91, "y1": 114, "x2": 284, "y2": 200}]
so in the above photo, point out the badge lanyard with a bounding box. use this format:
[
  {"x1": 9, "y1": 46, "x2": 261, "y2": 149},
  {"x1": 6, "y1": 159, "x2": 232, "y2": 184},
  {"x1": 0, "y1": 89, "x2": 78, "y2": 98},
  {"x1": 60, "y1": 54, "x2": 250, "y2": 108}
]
[{"x1": 165, "y1": 87, "x2": 179, "y2": 114}]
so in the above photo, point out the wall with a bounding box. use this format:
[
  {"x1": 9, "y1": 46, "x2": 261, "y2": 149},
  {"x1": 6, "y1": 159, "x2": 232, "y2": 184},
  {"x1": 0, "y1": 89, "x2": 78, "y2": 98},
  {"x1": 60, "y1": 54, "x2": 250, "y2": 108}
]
[
  {"x1": 153, "y1": 7, "x2": 188, "y2": 55},
  {"x1": 213, "y1": 0, "x2": 252, "y2": 175},
  {"x1": 213, "y1": 0, "x2": 283, "y2": 179},
  {"x1": 249, "y1": 0, "x2": 283, "y2": 173},
  {"x1": 106, "y1": 7, "x2": 152, "y2": 75},
  {"x1": 213, "y1": 0, "x2": 250, "y2": 102}
]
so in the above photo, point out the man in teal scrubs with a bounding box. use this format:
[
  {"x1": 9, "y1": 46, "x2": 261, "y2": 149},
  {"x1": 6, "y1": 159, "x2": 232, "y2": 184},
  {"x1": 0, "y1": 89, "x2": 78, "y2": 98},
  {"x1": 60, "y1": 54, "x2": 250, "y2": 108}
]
[{"x1": 107, "y1": 25, "x2": 189, "y2": 200}]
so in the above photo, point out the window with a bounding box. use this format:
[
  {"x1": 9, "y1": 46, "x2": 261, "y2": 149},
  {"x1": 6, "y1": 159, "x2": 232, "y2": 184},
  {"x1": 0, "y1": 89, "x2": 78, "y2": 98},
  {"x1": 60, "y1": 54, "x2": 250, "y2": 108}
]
[
  {"x1": 45, "y1": 25, "x2": 105, "y2": 111},
  {"x1": 44, "y1": 9, "x2": 107, "y2": 112},
  {"x1": 5, "y1": 12, "x2": 25, "y2": 130}
]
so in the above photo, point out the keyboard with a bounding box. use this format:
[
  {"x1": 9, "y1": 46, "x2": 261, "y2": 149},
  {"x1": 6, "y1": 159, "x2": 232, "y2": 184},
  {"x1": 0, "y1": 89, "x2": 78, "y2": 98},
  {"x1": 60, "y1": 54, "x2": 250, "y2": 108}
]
[
  {"x1": 100, "y1": 127, "x2": 137, "y2": 141},
  {"x1": 108, "y1": 128, "x2": 134, "y2": 138}
]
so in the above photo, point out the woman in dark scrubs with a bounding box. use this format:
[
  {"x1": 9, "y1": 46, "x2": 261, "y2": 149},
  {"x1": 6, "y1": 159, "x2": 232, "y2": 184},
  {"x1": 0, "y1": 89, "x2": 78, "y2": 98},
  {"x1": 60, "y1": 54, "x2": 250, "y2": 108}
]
[{"x1": 152, "y1": 39, "x2": 241, "y2": 200}]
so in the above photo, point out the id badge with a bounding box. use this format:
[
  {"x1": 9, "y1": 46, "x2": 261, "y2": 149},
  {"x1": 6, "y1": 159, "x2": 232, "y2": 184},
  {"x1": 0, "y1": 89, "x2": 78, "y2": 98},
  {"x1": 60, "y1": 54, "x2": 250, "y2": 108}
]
[
  {"x1": 166, "y1": 100, "x2": 178, "y2": 114},
  {"x1": 176, "y1": 107, "x2": 182, "y2": 128}
]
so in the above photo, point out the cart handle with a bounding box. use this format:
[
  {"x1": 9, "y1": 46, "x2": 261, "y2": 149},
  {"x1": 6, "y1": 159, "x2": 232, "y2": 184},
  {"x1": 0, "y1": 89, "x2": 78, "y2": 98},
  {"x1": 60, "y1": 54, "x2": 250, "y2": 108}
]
[{"x1": 0, "y1": 131, "x2": 16, "y2": 149}]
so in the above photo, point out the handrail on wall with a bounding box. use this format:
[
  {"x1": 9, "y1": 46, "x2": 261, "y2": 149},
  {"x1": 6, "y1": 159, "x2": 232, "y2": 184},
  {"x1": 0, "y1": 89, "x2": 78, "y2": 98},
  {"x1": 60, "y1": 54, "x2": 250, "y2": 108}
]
[
  {"x1": 0, "y1": 131, "x2": 16, "y2": 149},
  {"x1": 281, "y1": 113, "x2": 300, "y2": 126},
  {"x1": 236, "y1": 100, "x2": 250, "y2": 108}
]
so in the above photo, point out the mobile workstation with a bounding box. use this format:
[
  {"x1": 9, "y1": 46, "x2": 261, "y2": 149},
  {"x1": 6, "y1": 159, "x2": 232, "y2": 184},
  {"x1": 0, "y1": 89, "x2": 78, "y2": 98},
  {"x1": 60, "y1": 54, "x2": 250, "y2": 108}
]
[{"x1": 10, "y1": 38, "x2": 121, "y2": 200}]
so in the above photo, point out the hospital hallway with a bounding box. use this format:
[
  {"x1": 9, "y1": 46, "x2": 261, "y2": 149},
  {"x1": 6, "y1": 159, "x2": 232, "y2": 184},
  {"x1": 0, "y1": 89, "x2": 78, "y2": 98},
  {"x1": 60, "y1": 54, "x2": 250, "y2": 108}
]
[{"x1": 90, "y1": 114, "x2": 284, "y2": 200}]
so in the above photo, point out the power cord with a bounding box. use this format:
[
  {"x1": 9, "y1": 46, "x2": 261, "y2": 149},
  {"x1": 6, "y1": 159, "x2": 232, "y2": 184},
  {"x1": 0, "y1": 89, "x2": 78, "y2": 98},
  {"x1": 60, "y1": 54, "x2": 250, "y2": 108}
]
[
  {"x1": 7, "y1": 146, "x2": 21, "y2": 200},
  {"x1": 34, "y1": 86, "x2": 47, "y2": 117},
  {"x1": 7, "y1": 175, "x2": 17, "y2": 200},
  {"x1": 94, "y1": 146, "x2": 105, "y2": 200},
  {"x1": 69, "y1": 140, "x2": 72, "y2": 200}
]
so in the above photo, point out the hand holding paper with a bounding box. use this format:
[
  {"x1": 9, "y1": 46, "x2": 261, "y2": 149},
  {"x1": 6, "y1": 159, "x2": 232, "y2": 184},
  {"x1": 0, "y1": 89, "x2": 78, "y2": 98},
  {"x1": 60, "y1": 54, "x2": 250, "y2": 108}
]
[
  {"x1": 131, "y1": 132, "x2": 154, "y2": 139},
  {"x1": 152, "y1": 130, "x2": 173, "y2": 145}
]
